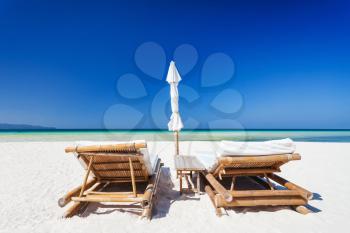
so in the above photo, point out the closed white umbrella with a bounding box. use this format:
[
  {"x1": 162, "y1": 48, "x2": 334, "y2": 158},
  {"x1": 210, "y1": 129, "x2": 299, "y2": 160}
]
[{"x1": 166, "y1": 61, "x2": 183, "y2": 155}]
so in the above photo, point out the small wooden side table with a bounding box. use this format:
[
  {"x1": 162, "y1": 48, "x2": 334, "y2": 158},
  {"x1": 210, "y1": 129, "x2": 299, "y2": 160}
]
[{"x1": 174, "y1": 155, "x2": 206, "y2": 195}]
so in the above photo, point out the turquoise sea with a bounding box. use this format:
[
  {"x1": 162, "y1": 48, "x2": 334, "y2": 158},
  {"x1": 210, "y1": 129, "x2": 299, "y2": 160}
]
[{"x1": 0, "y1": 130, "x2": 350, "y2": 142}]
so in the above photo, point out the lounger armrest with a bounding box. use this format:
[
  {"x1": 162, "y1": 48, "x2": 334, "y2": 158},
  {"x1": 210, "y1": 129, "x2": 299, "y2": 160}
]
[
  {"x1": 218, "y1": 153, "x2": 301, "y2": 164},
  {"x1": 65, "y1": 142, "x2": 147, "y2": 153}
]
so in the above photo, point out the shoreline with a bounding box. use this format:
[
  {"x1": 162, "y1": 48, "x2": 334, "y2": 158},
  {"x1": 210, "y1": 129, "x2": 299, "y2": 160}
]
[{"x1": 1, "y1": 130, "x2": 350, "y2": 142}]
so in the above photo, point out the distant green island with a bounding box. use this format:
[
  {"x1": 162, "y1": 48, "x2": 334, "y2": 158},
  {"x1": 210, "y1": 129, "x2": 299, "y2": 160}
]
[{"x1": 0, "y1": 123, "x2": 56, "y2": 130}]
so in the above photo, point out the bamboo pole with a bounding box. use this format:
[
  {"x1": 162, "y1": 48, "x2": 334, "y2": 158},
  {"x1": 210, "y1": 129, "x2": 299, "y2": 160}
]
[
  {"x1": 72, "y1": 196, "x2": 143, "y2": 203},
  {"x1": 64, "y1": 202, "x2": 88, "y2": 218},
  {"x1": 212, "y1": 164, "x2": 224, "y2": 178},
  {"x1": 218, "y1": 153, "x2": 301, "y2": 164},
  {"x1": 99, "y1": 178, "x2": 147, "y2": 183},
  {"x1": 220, "y1": 168, "x2": 280, "y2": 176},
  {"x1": 79, "y1": 156, "x2": 94, "y2": 197},
  {"x1": 230, "y1": 190, "x2": 303, "y2": 197},
  {"x1": 142, "y1": 184, "x2": 153, "y2": 207},
  {"x1": 174, "y1": 131, "x2": 179, "y2": 155},
  {"x1": 141, "y1": 159, "x2": 162, "y2": 219},
  {"x1": 79, "y1": 153, "x2": 143, "y2": 158},
  {"x1": 58, "y1": 178, "x2": 97, "y2": 207},
  {"x1": 142, "y1": 159, "x2": 161, "y2": 207},
  {"x1": 86, "y1": 191, "x2": 134, "y2": 195},
  {"x1": 152, "y1": 160, "x2": 162, "y2": 196},
  {"x1": 129, "y1": 158, "x2": 137, "y2": 197},
  {"x1": 197, "y1": 171, "x2": 201, "y2": 194},
  {"x1": 63, "y1": 182, "x2": 106, "y2": 218},
  {"x1": 141, "y1": 208, "x2": 152, "y2": 220},
  {"x1": 205, "y1": 185, "x2": 223, "y2": 216},
  {"x1": 179, "y1": 171, "x2": 183, "y2": 194},
  {"x1": 215, "y1": 195, "x2": 307, "y2": 208},
  {"x1": 86, "y1": 193, "x2": 144, "y2": 198},
  {"x1": 66, "y1": 156, "x2": 95, "y2": 218},
  {"x1": 267, "y1": 173, "x2": 313, "y2": 200},
  {"x1": 293, "y1": 205, "x2": 312, "y2": 215},
  {"x1": 204, "y1": 173, "x2": 233, "y2": 202},
  {"x1": 141, "y1": 185, "x2": 153, "y2": 219},
  {"x1": 65, "y1": 142, "x2": 147, "y2": 153}
]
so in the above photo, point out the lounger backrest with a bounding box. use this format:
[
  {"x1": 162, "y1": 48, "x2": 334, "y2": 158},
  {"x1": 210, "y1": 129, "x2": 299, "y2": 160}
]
[
  {"x1": 211, "y1": 153, "x2": 301, "y2": 176},
  {"x1": 65, "y1": 141, "x2": 151, "y2": 182}
]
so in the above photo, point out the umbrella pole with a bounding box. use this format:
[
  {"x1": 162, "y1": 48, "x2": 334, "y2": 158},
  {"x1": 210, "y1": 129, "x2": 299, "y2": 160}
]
[{"x1": 174, "y1": 131, "x2": 179, "y2": 155}]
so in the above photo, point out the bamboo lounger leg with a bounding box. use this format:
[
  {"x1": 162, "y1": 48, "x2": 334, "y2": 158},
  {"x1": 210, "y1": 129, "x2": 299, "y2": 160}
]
[
  {"x1": 293, "y1": 205, "x2": 312, "y2": 215},
  {"x1": 204, "y1": 173, "x2": 233, "y2": 202},
  {"x1": 79, "y1": 156, "x2": 94, "y2": 197},
  {"x1": 63, "y1": 182, "x2": 106, "y2": 218},
  {"x1": 58, "y1": 178, "x2": 97, "y2": 207},
  {"x1": 141, "y1": 186, "x2": 155, "y2": 219},
  {"x1": 267, "y1": 173, "x2": 313, "y2": 200},
  {"x1": 63, "y1": 156, "x2": 94, "y2": 218},
  {"x1": 129, "y1": 158, "x2": 137, "y2": 197},
  {"x1": 141, "y1": 159, "x2": 162, "y2": 219},
  {"x1": 205, "y1": 185, "x2": 223, "y2": 216},
  {"x1": 64, "y1": 201, "x2": 88, "y2": 218}
]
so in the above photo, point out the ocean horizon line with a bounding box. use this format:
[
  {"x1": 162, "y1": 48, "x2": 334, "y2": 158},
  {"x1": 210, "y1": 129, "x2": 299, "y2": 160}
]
[{"x1": 1, "y1": 128, "x2": 350, "y2": 132}]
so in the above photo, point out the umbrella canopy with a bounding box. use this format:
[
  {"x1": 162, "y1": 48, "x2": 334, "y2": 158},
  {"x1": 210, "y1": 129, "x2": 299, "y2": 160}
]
[
  {"x1": 166, "y1": 61, "x2": 183, "y2": 155},
  {"x1": 166, "y1": 61, "x2": 184, "y2": 132}
]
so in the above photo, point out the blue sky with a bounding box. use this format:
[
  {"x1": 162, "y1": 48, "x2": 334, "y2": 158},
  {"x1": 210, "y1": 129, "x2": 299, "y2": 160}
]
[{"x1": 0, "y1": 0, "x2": 350, "y2": 129}]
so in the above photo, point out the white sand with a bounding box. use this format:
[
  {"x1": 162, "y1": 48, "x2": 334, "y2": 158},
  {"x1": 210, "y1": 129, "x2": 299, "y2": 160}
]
[{"x1": 1, "y1": 141, "x2": 349, "y2": 233}]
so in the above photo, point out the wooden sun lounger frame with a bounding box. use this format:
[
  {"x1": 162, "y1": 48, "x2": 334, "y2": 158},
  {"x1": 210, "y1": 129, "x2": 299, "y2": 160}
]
[
  {"x1": 202, "y1": 153, "x2": 313, "y2": 216},
  {"x1": 58, "y1": 142, "x2": 162, "y2": 219}
]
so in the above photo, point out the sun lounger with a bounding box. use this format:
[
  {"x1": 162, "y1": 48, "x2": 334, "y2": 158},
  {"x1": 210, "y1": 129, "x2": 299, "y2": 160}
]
[
  {"x1": 58, "y1": 140, "x2": 162, "y2": 219},
  {"x1": 196, "y1": 139, "x2": 313, "y2": 216}
]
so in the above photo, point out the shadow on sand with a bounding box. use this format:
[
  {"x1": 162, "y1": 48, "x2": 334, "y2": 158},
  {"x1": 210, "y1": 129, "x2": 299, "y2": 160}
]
[
  {"x1": 77, "y1": 166, "x2": 198, "y2": 219},
  {"x1": 76, "y1": 169, "x2": 322, "y2": 218},
  {"x1": 206, "y1": 176, "x2": 322, "y2": 215}
]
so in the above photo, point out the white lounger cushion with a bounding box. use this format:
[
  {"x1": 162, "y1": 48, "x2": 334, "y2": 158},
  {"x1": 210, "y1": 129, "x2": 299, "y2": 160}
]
[
  {"x1": 195, "y1": 138, "x2": 296, "y2": 171},
  {"x1": 218, "y1": 138, "x2": 296, "y2": 156},
  {"x1": 194, "y1": 151, "x2": 218, "y2": 171},
  {"x1": 75, "y1": 140, "x2": 158, "y2": 175},
  {"x1": 139, "y1": 147, "x2": 159, "y2": 175}
]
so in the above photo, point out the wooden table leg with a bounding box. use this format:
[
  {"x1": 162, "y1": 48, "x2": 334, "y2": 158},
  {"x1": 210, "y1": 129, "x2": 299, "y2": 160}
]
[
  {"x1": 197, "y1": 171, "x2": 201, "y2": 195},
  {"x1": 179, "y1": 171, "x2": 183, "y2": 195}
]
